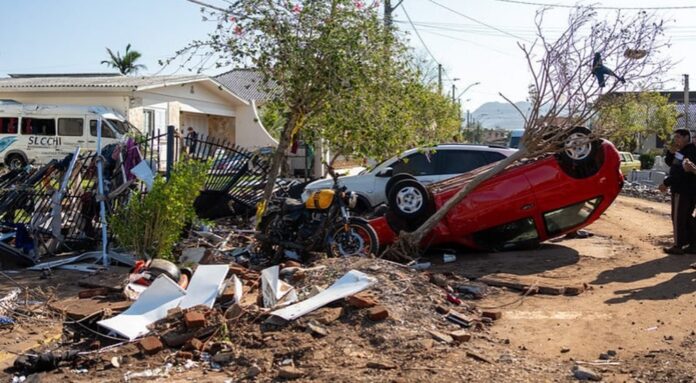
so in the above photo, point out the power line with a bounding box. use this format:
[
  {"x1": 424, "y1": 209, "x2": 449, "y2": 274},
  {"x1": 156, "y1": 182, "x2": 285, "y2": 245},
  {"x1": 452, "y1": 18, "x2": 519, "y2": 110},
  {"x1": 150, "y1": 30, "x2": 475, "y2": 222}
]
[
  {"x1": 426, "y1": 0, "x2": 531, "y2": 42},
  {"x1": 401, "y1": 4, "x2": 443, "y2": 68},
  {"x1": 419, "y1": 30, "x2": 518, "y2": 57},
  {"x1": 491, "y1": 0, "x2": 696, "y2": 10}
]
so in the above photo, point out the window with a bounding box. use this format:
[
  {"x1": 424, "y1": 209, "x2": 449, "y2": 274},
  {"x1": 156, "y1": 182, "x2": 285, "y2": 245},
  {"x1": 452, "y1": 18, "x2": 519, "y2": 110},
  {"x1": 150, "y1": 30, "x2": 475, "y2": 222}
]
[
  {"x1": 473, "y1": 217, "x2": 539, "y2": 250},
  {"x1": 543, "y1": 197, "x2": 602, "y2": 235},
  {"x1": 437, "y1": 150, "x2": 489, "y2": 174},
  {"x1": 143, "y1": 110, "x2": 155, "y2": 135},
  {"x1": 391, "y1": 152, "x2": 437, "y2": 176},
  {"x1": 89, "y1": 120, "x2": 116, "y2": 139},
  {"x1": 0, "y1": 117, "x2": 18, "y2": 134},
  {"x1": 484, "y1": 152, "x2": 506, "y2": 163},
  {"x1": 58, "y1": 118, "x2": 84, "y2": 136},
  {"x1": 21, "y1": 117, "x2": 55, "y2": 136}
]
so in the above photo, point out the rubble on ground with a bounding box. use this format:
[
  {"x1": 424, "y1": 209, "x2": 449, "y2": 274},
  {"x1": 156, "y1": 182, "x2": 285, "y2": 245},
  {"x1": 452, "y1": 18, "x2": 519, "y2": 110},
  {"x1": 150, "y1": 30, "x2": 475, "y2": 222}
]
[{"x1": 620, "y1": 182, "x2": 669, "y2": 203}]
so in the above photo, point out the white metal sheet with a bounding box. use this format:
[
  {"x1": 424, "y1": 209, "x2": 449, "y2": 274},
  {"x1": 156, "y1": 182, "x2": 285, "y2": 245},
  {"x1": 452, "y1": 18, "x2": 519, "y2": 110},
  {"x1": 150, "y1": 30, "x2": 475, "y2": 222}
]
[
  {"x1": 270, "y1": 270, "x2": 377, "y2": 321},
  {"x1": 179, "y1": 264, "x2": 229, "y2": 309}
]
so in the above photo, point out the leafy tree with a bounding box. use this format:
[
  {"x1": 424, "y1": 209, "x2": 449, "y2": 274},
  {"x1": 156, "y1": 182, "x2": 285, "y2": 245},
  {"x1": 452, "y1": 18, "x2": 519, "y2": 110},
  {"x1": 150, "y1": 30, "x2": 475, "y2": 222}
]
[
  {"x1": 596, "y1": 92, "x2": 677, "y2": 152},
  {"x1": 101, "y1": 44, "x2": 147, "y2": 75},
  {"x1": 172, "y1": 0, "x2": 458, "y2": 208}
]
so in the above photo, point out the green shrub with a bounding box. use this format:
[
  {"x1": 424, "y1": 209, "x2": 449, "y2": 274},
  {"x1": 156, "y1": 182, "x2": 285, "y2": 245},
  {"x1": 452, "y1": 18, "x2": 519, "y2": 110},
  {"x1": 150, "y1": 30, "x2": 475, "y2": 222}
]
[
  {"x1": 111, "y1": 159, "x2": 209, "y2": 260},
  {"x1": 639, "y1": 153, "x2": 656, "y2": 170}
]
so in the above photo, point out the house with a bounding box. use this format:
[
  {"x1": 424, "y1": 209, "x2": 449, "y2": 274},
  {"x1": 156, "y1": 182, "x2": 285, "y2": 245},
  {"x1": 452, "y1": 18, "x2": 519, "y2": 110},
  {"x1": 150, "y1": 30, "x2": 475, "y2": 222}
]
[{"x1": 0, "y1": 73, "x2": 278, "y2": 149}]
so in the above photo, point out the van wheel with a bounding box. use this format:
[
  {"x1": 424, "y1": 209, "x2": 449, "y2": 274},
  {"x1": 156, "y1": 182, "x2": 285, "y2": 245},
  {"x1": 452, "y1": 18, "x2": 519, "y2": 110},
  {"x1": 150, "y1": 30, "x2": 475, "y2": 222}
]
[{"x1": 6, "y1": 154, "x2": 26, "y2": 170}]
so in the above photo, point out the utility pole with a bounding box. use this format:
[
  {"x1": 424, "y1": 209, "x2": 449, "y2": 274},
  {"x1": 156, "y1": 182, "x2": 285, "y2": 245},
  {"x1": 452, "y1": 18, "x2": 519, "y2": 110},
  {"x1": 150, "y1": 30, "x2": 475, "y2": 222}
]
[
  {"x1": 451, "y1": 84, "x2": 456, "y2": 102},
  {"x1": 384, "y1": 0, "x2": 403, "y2": 29},
  {"x1": 684, "y1": 74, "x2": 690, "y2": 131},
  {"x1": 438, "y1": 64, "x2": 443, "y2": 94}
]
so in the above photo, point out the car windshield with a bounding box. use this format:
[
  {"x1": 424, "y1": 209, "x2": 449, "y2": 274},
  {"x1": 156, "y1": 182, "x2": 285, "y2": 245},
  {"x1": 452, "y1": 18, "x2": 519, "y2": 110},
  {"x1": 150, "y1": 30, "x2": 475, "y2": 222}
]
[{"x1": 103, "y1": 119, "x2": 131, "y2": 135}]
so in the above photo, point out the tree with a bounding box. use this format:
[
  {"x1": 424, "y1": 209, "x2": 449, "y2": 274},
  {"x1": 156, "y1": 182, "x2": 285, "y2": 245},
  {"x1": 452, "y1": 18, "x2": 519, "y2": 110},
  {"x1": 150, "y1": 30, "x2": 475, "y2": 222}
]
[
  {"x1": 596, "y1": 92, "x2": 677, "y2": 152},
  {"x1": 387, "y1": 7, "x2": 672, "y2": 259},
  {"x1": 101, "y1": 44, "x2": 147, "y2": 75},
  {"x1": 172, "y1": 0, "x2": 454, "y2": 212}
]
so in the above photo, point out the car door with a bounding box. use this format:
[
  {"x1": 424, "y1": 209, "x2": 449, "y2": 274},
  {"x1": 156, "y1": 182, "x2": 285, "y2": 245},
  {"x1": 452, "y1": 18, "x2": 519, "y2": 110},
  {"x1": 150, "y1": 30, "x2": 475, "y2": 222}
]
[
  {"x1": 390, "y1": 151, "x2": 439, "y2": 185},
  {"x1": 435, "y1": 149, "x2": 497, "y2": 181}
]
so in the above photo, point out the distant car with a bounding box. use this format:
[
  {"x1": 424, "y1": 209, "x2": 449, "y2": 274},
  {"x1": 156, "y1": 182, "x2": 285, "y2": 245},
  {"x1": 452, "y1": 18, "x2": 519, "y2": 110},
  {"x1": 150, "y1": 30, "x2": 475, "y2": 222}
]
[
  {"x1": 618, "y1": 151, "x2": 641, "y2": 177},
  {"x1": 302, "y1": 144, "x2": 516, "y2": 213},
  {"x1": 369, "y1": 129, "x2": 623, "y2": 251}
]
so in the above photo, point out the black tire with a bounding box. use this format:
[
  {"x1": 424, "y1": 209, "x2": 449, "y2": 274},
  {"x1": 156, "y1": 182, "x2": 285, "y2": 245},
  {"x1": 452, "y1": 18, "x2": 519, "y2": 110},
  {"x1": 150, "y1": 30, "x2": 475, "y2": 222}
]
[
  {"x1": 326, "y1": 218, "x2": 379, "y2": 257},
  {"x1": 148, "y1": 258, "x2": 181, "y2": 282},
  {"x1": 387, "y1": 178, "x2": 433, "y2": 221},
  {"x1": 556, "y1": 127, "x2": 603, "y2": 179},
  {"x1": 384, "y1": 173, "x2": 416, "y2": 201},
  {"x1": 5, "y1": 154, "x2": 26, "y2": 170}
]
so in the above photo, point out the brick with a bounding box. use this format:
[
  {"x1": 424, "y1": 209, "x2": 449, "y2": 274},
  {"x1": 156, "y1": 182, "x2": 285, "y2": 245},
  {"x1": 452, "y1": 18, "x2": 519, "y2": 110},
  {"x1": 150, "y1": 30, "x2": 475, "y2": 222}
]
[
  {"x1": 177, "y1": 351, "x2": 194, "y2": 360},
  {"x1": 367, "y1": 306, "x2": 389, "y2": 321},
  {"x1": 229, "y1": 265, "x2": 247, "y2": 275},
  {"x1": 481, "y1": 311, "x2": 502, "y2": 321},
  {"x1": 139, "y1": 336, "x2": 164, "y2": 355},
  {"x1": 219, "y1": 285, "x2": 237, "y2": 304},
  {"x1": 183, "y1": 337, "x2": 204, "y2": 351},
  {"x1": 346, "y1": 292, "x2": 377, "y2": 308},
  {"x1": 184, "y1": 311, "x2": 206, "y2": 329},
  {"x1": 449, "y1": 330, "x2": 471, "y2": 342}
]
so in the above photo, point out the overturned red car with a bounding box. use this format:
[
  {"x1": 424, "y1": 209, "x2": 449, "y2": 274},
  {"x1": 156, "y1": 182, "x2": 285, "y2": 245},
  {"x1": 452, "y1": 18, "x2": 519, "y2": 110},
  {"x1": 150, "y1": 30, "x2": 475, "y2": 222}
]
[{"x1": 369, "y1": 132, "x2": 623, "y2": 251}]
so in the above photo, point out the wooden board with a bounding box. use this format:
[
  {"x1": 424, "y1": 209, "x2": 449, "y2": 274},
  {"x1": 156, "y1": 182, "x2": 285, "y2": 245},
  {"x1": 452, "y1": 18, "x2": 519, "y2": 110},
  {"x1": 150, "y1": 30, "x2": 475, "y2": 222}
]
[
  {"x1": 477, "y1": 273, "x2": 586, "y2": 296},
  {"x1": 49, "y1": 297, "x2": 131, "y2": 320}
]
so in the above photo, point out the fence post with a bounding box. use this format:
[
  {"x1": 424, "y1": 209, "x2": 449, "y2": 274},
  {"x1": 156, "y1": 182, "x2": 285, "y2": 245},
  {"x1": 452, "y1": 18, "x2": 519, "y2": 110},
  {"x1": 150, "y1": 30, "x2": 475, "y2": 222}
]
[{"x1": 166, "y1": 125, "x2": 175, "y2": 180}]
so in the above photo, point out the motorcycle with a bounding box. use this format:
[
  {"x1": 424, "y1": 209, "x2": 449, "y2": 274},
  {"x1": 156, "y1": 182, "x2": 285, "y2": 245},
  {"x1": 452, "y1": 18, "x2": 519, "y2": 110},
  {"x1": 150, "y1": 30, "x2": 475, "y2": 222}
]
[{"x1": 257, "y1": 165, "x2": 379, "y2": 260}]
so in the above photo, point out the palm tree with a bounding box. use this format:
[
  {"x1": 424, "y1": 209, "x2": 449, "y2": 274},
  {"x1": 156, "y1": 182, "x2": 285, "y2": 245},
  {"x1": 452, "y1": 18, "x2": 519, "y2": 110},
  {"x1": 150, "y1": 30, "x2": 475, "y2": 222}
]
[{"x1": 101, "y1": 44, "x2": 147, "y2": 75}]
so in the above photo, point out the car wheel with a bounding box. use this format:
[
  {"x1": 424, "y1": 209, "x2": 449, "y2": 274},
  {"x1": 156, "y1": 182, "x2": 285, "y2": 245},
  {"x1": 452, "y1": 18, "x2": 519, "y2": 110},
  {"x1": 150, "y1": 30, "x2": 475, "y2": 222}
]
[
  {"x1": 557, "y1": 127, "x2": 603, "y2": 179},
  {"x1": 388, "y1": 179, "x2": 433, "y2": 221},
  {"x1": 6, "y1": 154, "x2": 25, "y2": 170},
  {"x1": 384, "y1": 173, "x2": 416, "y2": 202}
]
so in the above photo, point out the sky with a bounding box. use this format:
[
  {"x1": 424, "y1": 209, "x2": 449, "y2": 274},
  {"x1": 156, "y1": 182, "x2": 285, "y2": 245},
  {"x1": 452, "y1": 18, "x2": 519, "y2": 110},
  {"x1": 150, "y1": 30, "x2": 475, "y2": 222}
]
[{"x1": 0, "y1": 0, "x2": 695, "y2": 114}]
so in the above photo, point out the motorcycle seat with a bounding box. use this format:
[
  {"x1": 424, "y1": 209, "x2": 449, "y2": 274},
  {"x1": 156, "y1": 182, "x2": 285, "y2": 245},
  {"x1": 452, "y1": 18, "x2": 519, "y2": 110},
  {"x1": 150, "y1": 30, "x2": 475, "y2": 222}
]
[{"x1": 283, "y1": 198, "x2": 305, "y2": 211}]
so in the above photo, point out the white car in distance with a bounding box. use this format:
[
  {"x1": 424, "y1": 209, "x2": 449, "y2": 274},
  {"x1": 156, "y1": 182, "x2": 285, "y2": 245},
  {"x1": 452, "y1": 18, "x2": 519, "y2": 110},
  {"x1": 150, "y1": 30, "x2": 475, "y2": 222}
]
[{"x1": 302, "y1": 144, "x2": 517, "y2": 213}]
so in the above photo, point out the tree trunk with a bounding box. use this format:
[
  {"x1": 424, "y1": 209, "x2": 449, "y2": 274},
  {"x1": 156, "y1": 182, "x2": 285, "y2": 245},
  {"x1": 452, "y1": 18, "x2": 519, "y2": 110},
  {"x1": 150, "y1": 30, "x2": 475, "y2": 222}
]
[
  {"x1": 261, "y1": 114, "x2": 298, "y2": 204},
  {"x1": 393, "y1": 149, "x2": 527, "y2": 256}
]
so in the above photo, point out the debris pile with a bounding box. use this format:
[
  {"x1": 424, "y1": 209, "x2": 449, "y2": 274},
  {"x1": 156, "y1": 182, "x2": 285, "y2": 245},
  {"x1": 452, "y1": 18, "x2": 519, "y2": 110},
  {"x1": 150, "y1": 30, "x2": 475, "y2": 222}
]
[{"x1": 621, "y1": 181, "x2": 669, "y2": 203}]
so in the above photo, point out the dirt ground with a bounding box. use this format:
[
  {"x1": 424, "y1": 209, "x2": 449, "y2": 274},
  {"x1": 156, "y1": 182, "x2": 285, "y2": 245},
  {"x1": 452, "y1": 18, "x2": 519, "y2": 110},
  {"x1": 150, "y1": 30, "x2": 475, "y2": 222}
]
[{"x1": 2, "y1": 195, "x2": 696, "y2": 382}]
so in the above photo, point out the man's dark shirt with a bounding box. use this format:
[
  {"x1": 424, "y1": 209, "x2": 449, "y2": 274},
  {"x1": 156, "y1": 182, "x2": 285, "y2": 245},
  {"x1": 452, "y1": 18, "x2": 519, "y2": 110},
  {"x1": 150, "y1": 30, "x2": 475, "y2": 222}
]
[{"x1": 664, "y1": 142, "x2": 696, "y2": 194}]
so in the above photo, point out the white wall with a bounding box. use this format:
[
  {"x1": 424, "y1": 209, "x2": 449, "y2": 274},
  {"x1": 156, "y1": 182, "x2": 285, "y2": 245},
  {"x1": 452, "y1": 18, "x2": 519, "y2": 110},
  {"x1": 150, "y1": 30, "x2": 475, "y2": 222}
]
[{"x1": 235, "y1": 101, "x2": 278, "y2": 149}]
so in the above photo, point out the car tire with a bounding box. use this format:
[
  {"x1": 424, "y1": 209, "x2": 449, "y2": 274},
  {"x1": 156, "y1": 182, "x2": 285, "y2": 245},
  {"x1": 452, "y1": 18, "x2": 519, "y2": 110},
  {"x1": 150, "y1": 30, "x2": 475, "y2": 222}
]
[
  {"x1": 556, "y1": 127, "x2": 603, "y2": 179},
  {"x1": 387, "y1": 179, "x2": 433, "y2": 222},
  {"x1": 5, "y1": 154, "x2": 26, "y2": 170},
  {"x1": 384, "y1": 173, "x2": 416, "y2": 202}
]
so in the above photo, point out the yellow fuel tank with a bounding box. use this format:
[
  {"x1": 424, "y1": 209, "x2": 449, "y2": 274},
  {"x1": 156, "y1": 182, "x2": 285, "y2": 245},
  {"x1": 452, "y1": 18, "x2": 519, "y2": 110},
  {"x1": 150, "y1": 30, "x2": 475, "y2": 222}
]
[{"x1": 305, "y1": 189, "x2": 335, "y2": 210}]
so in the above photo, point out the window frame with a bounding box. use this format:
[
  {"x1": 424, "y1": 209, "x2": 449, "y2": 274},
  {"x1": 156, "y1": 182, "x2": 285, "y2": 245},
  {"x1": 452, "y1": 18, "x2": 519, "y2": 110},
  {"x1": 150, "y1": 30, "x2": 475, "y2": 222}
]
[
  {"x1": 57, "y1": 117, "x2": 85, "y2": 137},
  {"x1": 21, "y1": 116, "x2": 57, "y2": 136},
  {"x1": 542, "y1": 196, "x2": 603, "y2": 236}
]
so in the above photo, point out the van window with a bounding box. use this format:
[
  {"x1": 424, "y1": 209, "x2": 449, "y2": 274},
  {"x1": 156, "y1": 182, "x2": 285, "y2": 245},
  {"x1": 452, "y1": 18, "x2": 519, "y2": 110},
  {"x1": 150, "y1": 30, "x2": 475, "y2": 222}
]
[
  {"x1": 58, "y1": 118, "x2": 84, "y2": 136},
  {"x1": 89, "y1": 120, "x2": 116, "y2": 139},
  {"x1": 21, "y1": 118, "x2": 56, "y2": 136},
  {"x1": 0, "y1": 117, "x2": 18, "y2": 134}
]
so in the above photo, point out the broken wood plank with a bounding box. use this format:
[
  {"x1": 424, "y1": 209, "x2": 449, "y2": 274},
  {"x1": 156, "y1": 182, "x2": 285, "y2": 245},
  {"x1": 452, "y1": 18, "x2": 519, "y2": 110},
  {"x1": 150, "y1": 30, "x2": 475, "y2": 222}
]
[
  {"x1": 477, "y1": 273, "x2": 586, "y2": 296},
  {"x1": 49, "y1": 297, "x2": 131, "y2": 320}
]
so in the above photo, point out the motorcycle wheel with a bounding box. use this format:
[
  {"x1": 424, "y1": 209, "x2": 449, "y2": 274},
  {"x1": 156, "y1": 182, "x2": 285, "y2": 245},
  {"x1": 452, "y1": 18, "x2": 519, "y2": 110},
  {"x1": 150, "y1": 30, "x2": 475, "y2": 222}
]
[{"x1": 326, "y1": 218, "x2": 380, "y2": 257}]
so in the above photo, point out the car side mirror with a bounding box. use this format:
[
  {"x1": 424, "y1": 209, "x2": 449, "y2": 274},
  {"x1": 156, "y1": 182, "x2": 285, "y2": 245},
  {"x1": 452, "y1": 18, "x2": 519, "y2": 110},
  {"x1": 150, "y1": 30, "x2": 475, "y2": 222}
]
[{"x1": 376, "y1": 167, "x2": 393, "y2": 177}]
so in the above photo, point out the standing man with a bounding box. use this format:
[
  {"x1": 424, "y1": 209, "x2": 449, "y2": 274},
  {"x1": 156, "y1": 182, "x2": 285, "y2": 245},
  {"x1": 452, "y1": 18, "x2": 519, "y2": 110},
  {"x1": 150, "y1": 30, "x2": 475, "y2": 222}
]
[
  {"x1": 659, "y1": 129, "x2": 696, "y2": 254},
  {"x1": 185, "y1": 127, "x2": 198, "y2": 155}
]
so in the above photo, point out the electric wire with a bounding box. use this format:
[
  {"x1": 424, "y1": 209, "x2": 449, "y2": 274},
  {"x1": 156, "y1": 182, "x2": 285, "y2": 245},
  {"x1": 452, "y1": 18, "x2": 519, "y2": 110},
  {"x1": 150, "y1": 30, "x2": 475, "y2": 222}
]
[
  {"x1": 426, "y1": 0, "x2": 531, "y2": 42},
  {"x1": 492, "y1": 0, "x2": 696, "y2": 10}
]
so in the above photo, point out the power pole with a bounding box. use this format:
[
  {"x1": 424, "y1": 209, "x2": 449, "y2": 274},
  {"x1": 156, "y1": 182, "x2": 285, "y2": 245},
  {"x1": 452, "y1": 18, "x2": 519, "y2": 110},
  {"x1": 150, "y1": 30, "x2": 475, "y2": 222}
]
[
  {"x1": 438, "y1": 64, "x2": 443, "y2": 94},
  {"x1": 451, "y1": 84, "x2": 456, "y2": 102},
  {"x1": 384, "y1": 0, "x2": 403, "y2": 29},
  {"x1": 684, "y1": 74, "x2": 690, "y2": 131}
]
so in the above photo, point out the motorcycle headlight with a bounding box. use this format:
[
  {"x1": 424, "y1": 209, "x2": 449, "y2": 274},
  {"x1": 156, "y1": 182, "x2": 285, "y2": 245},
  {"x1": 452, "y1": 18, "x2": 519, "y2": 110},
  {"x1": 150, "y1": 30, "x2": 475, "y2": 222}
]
[
  {"x1": 348, "y1": 192, "x2": 358, "y2": 209},
  {"x1": 301, "y1": 190, "x2": 311, "y2": 202}
]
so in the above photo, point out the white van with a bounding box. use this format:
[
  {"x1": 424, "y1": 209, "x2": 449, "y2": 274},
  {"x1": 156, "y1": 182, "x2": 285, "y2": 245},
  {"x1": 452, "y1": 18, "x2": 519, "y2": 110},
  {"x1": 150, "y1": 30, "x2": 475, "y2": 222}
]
[{"x1": 0, "y1": 100, "x2": 132, "y2": 168}]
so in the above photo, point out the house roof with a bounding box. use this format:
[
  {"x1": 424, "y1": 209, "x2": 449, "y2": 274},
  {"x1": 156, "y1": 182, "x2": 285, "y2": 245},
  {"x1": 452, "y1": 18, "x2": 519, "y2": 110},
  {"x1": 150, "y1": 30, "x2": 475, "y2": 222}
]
[
  {"x1": 214, "y1": 69, "x2": 278, "y2": 102},
  {"x1": 0, "y1": 74, "x2": 209, "y2": 90}
]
